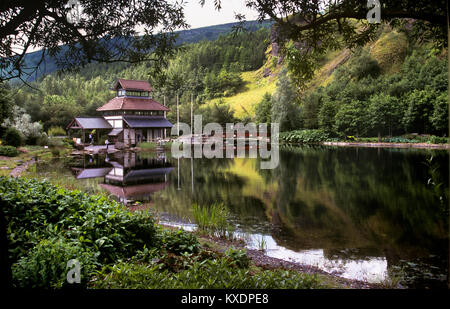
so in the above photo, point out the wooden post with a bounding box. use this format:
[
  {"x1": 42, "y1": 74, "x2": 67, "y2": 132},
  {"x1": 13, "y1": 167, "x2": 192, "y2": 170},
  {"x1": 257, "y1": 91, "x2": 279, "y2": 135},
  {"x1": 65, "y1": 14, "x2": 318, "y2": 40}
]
[
  {"x1": 164, "y1": 95, "x2": 167, "y2": 139},
  {"x1": 177, "y1": 93, "x2": 179, "y2": 136},
  {"x1": 191, "y1": 93, "x2": 193, "y2": 136}
]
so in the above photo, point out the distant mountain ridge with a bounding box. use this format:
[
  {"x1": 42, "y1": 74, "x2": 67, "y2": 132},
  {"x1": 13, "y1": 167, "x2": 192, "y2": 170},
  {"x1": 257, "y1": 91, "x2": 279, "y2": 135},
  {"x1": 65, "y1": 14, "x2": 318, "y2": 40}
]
[{"x1": 18, "y1": 20, "x2": 272, "y2": 82}]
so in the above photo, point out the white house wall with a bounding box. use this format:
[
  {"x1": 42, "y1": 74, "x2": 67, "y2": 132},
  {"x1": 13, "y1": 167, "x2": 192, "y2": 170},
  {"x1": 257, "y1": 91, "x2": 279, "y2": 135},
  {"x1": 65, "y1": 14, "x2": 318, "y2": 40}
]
[{"x1": 104, "y1": 116, "x2": 123, "y2": 128}]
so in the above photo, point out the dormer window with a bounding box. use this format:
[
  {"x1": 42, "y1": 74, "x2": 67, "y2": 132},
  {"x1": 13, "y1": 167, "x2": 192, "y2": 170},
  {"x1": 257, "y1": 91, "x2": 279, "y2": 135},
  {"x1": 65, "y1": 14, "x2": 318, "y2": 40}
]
[{"x1": 118, "y1": 89, "x2": 126, "y2": 97}]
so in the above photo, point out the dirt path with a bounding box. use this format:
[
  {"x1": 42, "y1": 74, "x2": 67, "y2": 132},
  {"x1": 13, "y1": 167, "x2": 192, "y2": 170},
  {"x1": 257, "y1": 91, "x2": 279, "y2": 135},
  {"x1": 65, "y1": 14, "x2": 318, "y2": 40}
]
[{"x1": 9, "y1": 158, "x2": 35, "y2": 177}]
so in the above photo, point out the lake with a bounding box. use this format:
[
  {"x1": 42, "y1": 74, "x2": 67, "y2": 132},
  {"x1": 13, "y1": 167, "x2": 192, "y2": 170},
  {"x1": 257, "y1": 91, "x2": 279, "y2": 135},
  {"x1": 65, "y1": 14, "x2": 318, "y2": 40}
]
[{"x1": 28, "y1": 145, "x2": 449, "y2": 288}]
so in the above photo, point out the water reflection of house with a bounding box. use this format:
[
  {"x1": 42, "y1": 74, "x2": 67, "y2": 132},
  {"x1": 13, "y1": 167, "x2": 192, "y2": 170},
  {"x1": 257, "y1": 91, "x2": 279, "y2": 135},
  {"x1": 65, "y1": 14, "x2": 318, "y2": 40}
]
[{"x1": 70, "y1": 152, "x2": 173, "y2": 205}]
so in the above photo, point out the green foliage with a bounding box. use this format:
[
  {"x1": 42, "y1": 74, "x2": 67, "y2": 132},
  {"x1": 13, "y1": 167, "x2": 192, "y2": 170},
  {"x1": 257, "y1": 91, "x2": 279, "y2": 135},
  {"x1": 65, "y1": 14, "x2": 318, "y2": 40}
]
[
  {"x1": 402, "y1": 88, "x2": 437, "y2": 134},
  {"x1": 160, "y1": 228, "x2": 200, "y2": 255},
  {"x1": 137, "y1": 142, "x2": 158, "y2": 149},
  {"x1": 92, "y1": 258, "x2": 322, "y2": 289},
  {"x1": 384, "y1": 137, "x2": 419, "y2": 143},
  {"x1": 430, "y1": 92, "x2": 449, "y2": 135},
  {"x1": 2, "y1": 127, "x2": 22, "y2": 147},
  {"x1": 0, "y1": 177, "x2": 158, "y2": 287},
  {"x1": 200, "y1": 100, "x2": 236, "y2": 126},
  {"x1": 367, "y1": 93, "x2": 404, "y2": 136},
  {"x1": 12, "y1": 237, "x2": 98, "y2": 288},
  {"x1": 255, "y1": 92, "x2": 272, "y2": 125},
  {"x1": 0, "y1": 145, "x2": 19, "y2": 157},
  {"x1": 192, "y1": 203, "x2": 232, "y2": 238},
  {"x1": 383, "y1": 135, "x2": 448, "y2": 144},
  {"x1": 48, "y1": 126, "x2": 66, "y2": 137},
  {"x1": 317, "y1": 96, "x2": 337, "y2": 134},
  {"x1": 348, "y1": 49, "x2": 381, "y2": 80},
  {"x1": 0, "y1": 83, "x2": 12, "y2": 126},
  {"x1": 271, "y1": 69, "x2": 302, "y2": 132},
  {"x1": 301, "y1": 91, "x2": 323, "y2": 129},
  {"x1": 280, "y1": 129, "x2": 330, "y2": 143},
  {"x1": 334, "y1": 100, "x2": 369, "y2": 137},
  {"x1": 223, "y1": 248, "x2": 250, "y2": 269},
  {"x1": 203, "y1": 69, "x2": 244, "y2": 99},
  {"x1": 294, "y1": 44, "x2": 448, "y2": 138},
  {"x1": 428, "y1": 136, "x2": 448, "y2": 144}
]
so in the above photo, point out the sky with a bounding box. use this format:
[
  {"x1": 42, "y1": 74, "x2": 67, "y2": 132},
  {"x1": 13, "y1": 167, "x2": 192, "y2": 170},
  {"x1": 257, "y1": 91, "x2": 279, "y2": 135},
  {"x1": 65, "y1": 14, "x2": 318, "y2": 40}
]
[{"x1": 182, "y1": 0, "x2": 260, "y2": 29}]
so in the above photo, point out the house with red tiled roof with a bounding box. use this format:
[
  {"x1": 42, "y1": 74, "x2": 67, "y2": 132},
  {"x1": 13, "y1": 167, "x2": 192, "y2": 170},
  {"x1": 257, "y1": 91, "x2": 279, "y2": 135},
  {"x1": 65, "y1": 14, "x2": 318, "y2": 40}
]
[{"x1": 67, "y1": 79, "x2": 173, "y2": 147}]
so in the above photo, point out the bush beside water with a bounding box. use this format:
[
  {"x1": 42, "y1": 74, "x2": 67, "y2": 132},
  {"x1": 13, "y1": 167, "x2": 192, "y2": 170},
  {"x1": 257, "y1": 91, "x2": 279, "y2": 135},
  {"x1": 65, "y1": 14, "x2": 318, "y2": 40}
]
[
  {"x1": 280, "y1": 130, "x2": 331, "y2": 143},
  {"x1": 279, "y1": 129, "x2": 449, "y2": 145},
  {"x1": 1, "y1": 177, "x2": 157, "y2": 287},
  {"x1": 1, "y1": 177, "x2": 323, "y2": 289}
]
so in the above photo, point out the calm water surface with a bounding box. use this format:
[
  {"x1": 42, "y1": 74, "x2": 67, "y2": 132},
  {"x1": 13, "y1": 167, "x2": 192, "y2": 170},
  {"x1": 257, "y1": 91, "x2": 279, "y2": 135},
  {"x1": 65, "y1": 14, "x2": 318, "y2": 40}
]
[{"x1": 31, "y1": 145, "x2": 449, "y2": 288}]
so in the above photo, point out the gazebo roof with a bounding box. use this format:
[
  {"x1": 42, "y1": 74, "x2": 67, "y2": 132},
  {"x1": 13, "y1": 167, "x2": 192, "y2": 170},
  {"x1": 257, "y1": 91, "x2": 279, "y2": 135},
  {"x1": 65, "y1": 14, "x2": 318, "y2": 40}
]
[
  {"x1": 112, "y1": 79, "x2": 152, "y2": 92},
  {"x1": 67, "y1": 117, "x2": 112, "y2": 130},
  {"x1": 96, "y1": 97, "x2": 169, "y2": 112},
  {"x1": 123, "y1": 116, "x2": 173, "y2": 128}
]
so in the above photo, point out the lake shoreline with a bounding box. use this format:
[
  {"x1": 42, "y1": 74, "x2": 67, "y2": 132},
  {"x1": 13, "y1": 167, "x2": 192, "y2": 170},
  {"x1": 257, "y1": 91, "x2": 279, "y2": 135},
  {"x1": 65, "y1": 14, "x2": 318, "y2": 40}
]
[
  {"x1": 175, "y1": 229, "x2": 390, "y2": 289},
  {"x1": 321, "y1": 141, "x2": 450, "y2": 149}
]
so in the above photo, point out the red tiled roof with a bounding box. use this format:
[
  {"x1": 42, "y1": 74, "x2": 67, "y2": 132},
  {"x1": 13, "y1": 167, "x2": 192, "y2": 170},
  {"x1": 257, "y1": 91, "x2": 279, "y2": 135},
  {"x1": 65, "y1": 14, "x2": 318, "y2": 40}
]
[
  {"x1": 113, "y1": 79, "x2": 152, "y2": 92},
  {"x1": 97, "y1": 97, "x2": 169, "y2": 111}
]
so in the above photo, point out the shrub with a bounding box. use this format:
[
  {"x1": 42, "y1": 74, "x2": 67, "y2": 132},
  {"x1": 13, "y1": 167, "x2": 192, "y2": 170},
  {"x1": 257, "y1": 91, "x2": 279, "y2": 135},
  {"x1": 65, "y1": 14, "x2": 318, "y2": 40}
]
[
  {"x1": 37, "y1": 132, "x2": 49, "y2": 146},
  {"x1": 384, "y1": 137, "x2": 419, "y2": 143},
  {"x1": 0, "y1": 177, "x2": 158, "y2": 272},
  {"x1": 48, "y1": 138, "x2": 64, "y2": 147},
  {"x1": 12, "y1": 237, "x2": 98, "y2": 288},
  {"x1": 2, "y1": 127, "x2": 22, "y2": 147},
  {"x1": 224, "y1": 248, "x2": 250, "y2": 269},
  {"x1": 48, "y1": 126, "x2": 67, "y2": 137},
  {"x1": 0, "y1": 145, "x2": 19, "y2": 157},
  {"x1": 160, "y1": 228, "x2": 200, "y2": 255},
  {"x1": 280, "y1": 129, "x2": 330, "y2": 143},
  {"x1": 428, "y1": 136, "x2": 448, "y2": 144},
  {"x1": 61, "y1": 137, "x2": 75, "y2": 148}
]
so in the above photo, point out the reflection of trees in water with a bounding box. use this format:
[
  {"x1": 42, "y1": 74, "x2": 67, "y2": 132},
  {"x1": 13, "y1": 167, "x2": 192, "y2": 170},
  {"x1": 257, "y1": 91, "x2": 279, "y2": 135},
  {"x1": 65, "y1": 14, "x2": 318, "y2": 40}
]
[
  {"x1": 271, "y1": 146, "x2": 448, "y2": 262},
  {"x1": 152, "y1": 157, "x2": 269, "y2": 222}
]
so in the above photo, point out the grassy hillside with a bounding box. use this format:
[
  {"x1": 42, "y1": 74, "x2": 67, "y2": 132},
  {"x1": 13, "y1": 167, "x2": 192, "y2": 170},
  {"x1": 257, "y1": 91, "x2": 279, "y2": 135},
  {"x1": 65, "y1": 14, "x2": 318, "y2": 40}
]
[{"x1": 206, "y1": 70, "x2": 278, "y2": 119}]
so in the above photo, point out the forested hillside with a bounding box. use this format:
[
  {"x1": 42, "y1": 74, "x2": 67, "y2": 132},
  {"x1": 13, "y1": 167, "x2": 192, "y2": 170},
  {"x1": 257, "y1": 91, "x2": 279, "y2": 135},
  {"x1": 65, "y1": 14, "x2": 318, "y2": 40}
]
[
  {"x1": 255, "y1": 25, "x2": 448, "y2": 138},
  {"x1": 2, "y1": 21, "x2": 449, "y2": 141},
  {"x1": 8, "y1": 26, "x2": 271, "y2": 132}
]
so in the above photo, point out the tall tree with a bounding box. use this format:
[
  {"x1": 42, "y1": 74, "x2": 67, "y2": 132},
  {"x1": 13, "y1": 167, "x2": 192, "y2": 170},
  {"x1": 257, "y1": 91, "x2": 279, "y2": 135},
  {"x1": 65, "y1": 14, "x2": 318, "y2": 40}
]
[
  {"x1": 0, "y1": 0, "x2": 187, "y2": 83},
  {"x1": 368, "y1": 93, "x2": 403, "y2": 137},
  {"x1": 271, "y1": 68, "x2": 301, "y2": 132},
  {"x1": 255, "y1": 92, "x2": 273, "y2": 125},
  {"x1": 0, "y1": 83, "x2": 12, "y2": 126}
]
